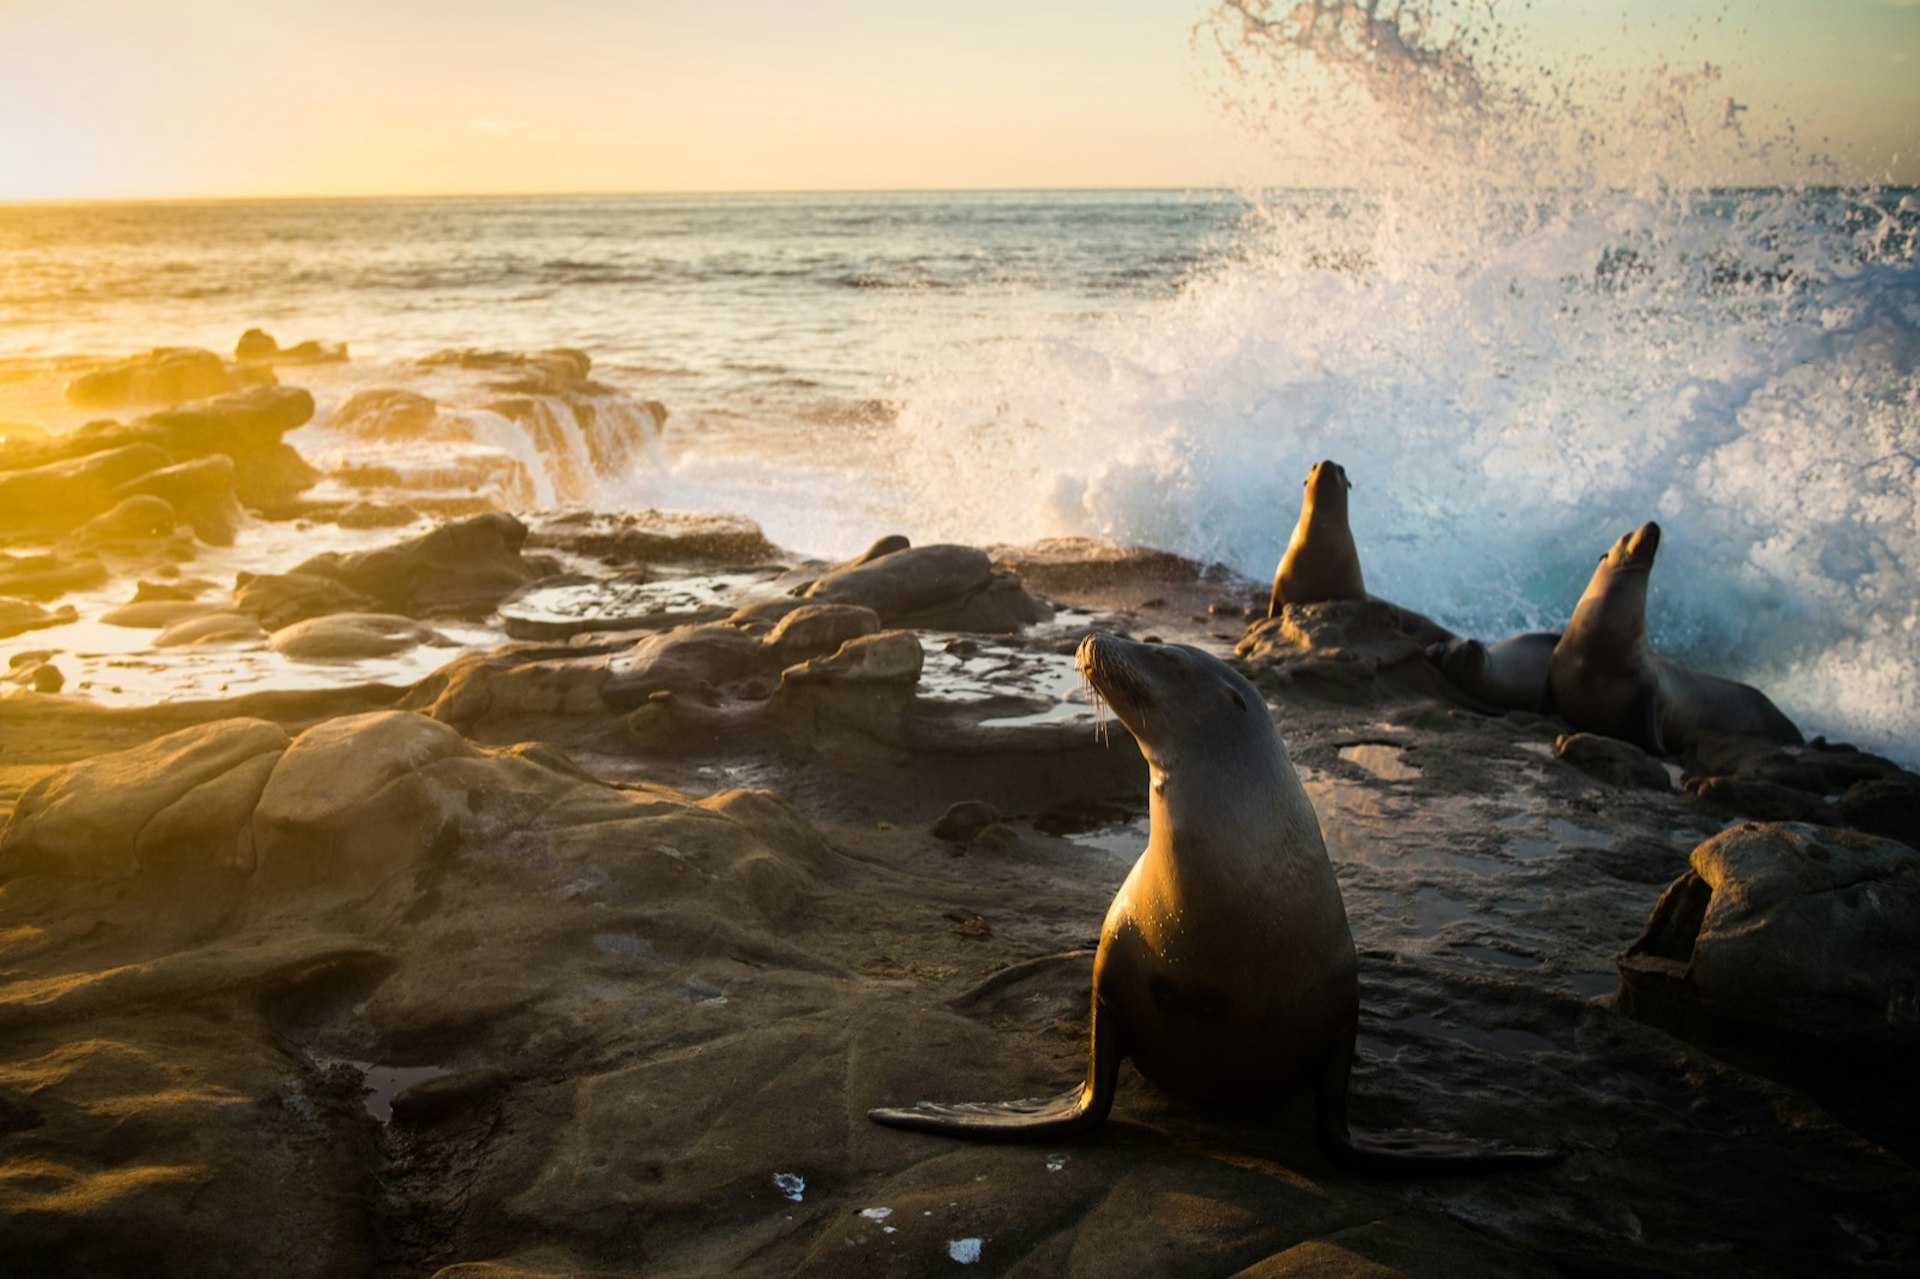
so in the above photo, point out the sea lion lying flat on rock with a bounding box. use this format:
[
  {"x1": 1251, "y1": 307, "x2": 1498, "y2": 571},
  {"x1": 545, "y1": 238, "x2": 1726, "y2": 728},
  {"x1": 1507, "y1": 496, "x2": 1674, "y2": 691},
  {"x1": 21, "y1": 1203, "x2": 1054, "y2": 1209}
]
[
  {"x1": 1427, "y1": 631, "x2": 1560, "y2": 714},
  {"x1": 1549, "y1": 522, "x2": 1801, "y2": 756},
  {"x1": 871, "y1": 633, "x2": 1561, "y2": 1175}
]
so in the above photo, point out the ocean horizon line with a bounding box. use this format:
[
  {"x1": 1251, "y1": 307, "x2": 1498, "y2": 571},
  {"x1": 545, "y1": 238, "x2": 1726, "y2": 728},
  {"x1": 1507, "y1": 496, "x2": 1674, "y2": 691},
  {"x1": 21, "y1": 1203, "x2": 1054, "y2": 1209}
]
[{"x1": 6, "y1": 182, "x2": 1914, "y2": 210}]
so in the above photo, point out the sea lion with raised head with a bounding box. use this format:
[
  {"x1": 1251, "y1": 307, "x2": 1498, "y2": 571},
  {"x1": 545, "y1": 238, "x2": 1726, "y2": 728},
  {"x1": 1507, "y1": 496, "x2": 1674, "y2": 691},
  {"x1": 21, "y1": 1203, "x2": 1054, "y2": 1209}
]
[
  {"x1": 1269, "y1": 460, "x2": 1365, "y2": 616},
  {"x1": 1427, "y1": 631, "x2": 1560, "y2": 714},
  {"x1": 870, "y1": 633, "x2": 1561, "y2": 1175},
  {"x1": 1548, "y1": 522, "x2": 1801, "y2": 755}
]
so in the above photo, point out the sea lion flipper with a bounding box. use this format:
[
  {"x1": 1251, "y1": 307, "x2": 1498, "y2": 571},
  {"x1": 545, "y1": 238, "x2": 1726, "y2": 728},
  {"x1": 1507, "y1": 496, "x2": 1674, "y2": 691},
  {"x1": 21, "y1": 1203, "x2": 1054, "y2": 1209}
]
[
  {"x1": 1312, "y1": 1024, "x2": 1563, "y2": 1176},
  {"x1": 868, "y1": 998, "x2": 1122, "y2": 1141}
]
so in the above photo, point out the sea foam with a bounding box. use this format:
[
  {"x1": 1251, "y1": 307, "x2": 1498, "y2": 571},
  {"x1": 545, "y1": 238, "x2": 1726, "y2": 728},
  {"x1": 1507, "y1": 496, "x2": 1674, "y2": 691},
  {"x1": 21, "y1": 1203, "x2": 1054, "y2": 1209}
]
[{"x1": 872, "y1": 2, "x2": 1919, "y2": 761}]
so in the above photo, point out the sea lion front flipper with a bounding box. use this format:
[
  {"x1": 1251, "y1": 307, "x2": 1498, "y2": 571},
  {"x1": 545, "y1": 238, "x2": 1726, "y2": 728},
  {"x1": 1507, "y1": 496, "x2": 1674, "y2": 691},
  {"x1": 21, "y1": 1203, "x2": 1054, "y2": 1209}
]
[
  {"x1": 1312, "y1": 1024, "x2": 1563, "y2": 1176},
  {"x1": 867, "y1": 997, "x2": 1122, "y2": 1141}
]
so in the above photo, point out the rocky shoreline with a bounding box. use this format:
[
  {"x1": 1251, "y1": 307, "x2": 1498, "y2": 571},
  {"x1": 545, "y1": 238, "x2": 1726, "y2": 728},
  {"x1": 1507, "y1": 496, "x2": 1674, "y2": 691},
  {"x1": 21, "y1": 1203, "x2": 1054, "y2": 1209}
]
[{"x1": 2, "y1": 352, "x2": 1917, "y2": 1276}]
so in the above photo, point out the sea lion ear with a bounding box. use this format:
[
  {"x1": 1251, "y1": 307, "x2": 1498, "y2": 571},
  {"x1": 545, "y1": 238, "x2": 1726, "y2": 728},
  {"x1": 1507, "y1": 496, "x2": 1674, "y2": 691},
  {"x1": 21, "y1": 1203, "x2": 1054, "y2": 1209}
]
[{"x1": 1229, "y1": 688, "x2": 1248, "y2": 712}]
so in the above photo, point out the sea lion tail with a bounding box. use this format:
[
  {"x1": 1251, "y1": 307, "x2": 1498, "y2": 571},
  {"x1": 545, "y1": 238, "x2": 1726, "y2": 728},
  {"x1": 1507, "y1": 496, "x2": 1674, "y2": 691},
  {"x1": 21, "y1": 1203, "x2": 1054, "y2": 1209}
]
[
  {"x1": 869, "y1": 996, "x2": 1122, "y2": 1141},
  {"x1": 868, "y1": 1083, "x2": 1110, "y2": 1141}
]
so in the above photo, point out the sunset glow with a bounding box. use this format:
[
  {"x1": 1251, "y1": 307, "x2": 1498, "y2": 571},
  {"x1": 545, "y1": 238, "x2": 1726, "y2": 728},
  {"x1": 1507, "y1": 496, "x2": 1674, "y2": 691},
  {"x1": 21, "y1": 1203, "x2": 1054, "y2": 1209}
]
[{"x1": 1, "y1": 0, "x2": 1915, "y2": 201}]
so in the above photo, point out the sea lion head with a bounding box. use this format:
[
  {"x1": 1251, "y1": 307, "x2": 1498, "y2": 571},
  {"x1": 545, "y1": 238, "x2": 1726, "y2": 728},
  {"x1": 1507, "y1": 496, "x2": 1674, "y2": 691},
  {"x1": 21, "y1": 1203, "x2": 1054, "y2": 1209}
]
[
  {"x1": 1599, "y1": 521, "x2": 1660, "y2": 576},
  {"x1": 1304, "y1": 460, "x2": 1351, "y2": 517},
  {"x1": 1077, "y1": 633, "x2": 1264, "y2": 772},
  {"x1": 1572, "y1": 521, "x2": 1661, "y2": 649},
  {"x1": 1426, "y1": 636, "x2": 1485, "y2": 680}
]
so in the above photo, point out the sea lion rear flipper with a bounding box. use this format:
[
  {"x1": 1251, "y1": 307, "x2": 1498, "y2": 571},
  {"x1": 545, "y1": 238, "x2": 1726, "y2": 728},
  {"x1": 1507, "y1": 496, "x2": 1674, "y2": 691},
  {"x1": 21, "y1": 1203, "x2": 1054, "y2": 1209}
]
[
  {"x1": 1312, "y1": 1025, "x2": 1563, "y2": 1176},
  {"x1": 867, "y1": 998, "x2": 1122, "y2": 1141}
]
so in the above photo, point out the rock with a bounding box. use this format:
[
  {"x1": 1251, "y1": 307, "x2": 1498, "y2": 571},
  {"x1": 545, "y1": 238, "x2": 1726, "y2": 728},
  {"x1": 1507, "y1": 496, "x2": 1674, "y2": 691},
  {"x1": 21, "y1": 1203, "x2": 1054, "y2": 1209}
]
[
  {"x1": 531, "y1": 510, "x2": 779, "y2": 566},
  {"x1": 1237, "y1": 599, "x2": 1458, "y2": 704},
  {"x1": 0, "y1": 597, "x2": 75, "y2": 640},
  {"x1": 248, "y1": 711, "x2": 487, "y2": 903},
  {"x1": 420, "y1": 347, "x2": 600, "y2": 396},
  {"x1": 801, "y1": 541, "x2": 979, "y2": 613},
  {"x1": 3, "y1": 654, "x2": 65, "y2": 693},
  {"x1": 0, "y1": 443, "x2": 170, "y2": 534},
  {"x1": 153, "y1": 611, "x2": 268, "y2": 647},
  {"x1": 267, "y1": 613, "x2": 450, "y2": 661},
  {"x1": 143, "y1": 386, "x2": 318, "y2": 508},
  {"x1": 0, "y1": 718, "x2": 291, "y2": 880},
  {"x1": 774, "y1": 631, "x2": 925, "y2": 759},
  {"x1": 233, "y1": 571, "x2": 378, "y2": 631},
  {"x1": 64, "y1": 347, "x2": 237, "y2": 408},
  {"x1": 290, "y1": 512, "x2": 538, "y2": 618},
  {"x1": 132, "y1": 578, "x2": 212, "y2": 602},
  {"x1": 763, "y1": 603, "x2": 881, "y2": 664},
  {"x1": 1619, "y1": 822, "x2": 1920, "y2": 1050},
  {"x1": 332, "y1": 500, "x2": 424, "y2": 530},
  {"x1": 990, "y1": 536, "x2": 1209, "y2": 595},
  {"x1": 1684, "y1": 775, "x2": 1840, "y2": 826},
  {"x1": 404, "y1": 648, "x2": 612, "y2": 729},
  {"x1": 781, "y1": 630, "x2": 924, "y2": 686},
  {"x1": 0, "y1": 551, "x2": 108, "y2": 599},
  {"x1": 601, "y1": 624, "x2": 770, "y2": 712},
  {"x1": 113, "y1": 454, "x2": 247, "y2": 546},
  {"x1": 100, "y1": 599, "x2": 222, "y2": 629},
  {"x1": 931, "y1": 800, "x2": 1000, "y2": 842},
  {"x1": 327, "y1": 389, "x2": 444, "y2": 439},
  {"x1": 234, "y1": 329, "x2": 346, "y2": 364},
  {"x1": 1839, "y1": 777, "x2": 1920, "y2": 849},
  {"x1": 1555, "y1": 732, "x2": 1673, "y2": 790},
  {"x1": 69, "y1": 494, "x2": 181, "y2": 548},
  {"x1": 389, "y1": 1067, "x2": 509, "y2": 1126},
  {"x1": 727, "y1": 597, "x2": 813, "y2": 633},
  {"x1": 234, "y1": 328, "x2": 279, "y2": 361},
  {"x1": 845, "y1": 533, "x2": 910, "y2": 566}
]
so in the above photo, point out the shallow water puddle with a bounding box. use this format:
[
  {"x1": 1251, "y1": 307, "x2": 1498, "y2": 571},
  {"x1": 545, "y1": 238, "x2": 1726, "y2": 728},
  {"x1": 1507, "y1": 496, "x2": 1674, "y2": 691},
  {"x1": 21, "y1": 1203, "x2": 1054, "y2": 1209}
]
[
  {"x1": 918, "y1": 636, "x2": 1098, "y2": 727},
  {"x1": 1497, "y1": 814, "x2": 1614, "y2": 862},
  {"x1": 14, "y1": 613, "x2": 503, "y2": 708},
  {"x1": 316, "y1": 1058, "x2": 452, "y2": 1123},
  {"x1": 1052, "y1": 812, "x2": 1149, "y2": 862},
  {"x1": 1337, "y1": 742, "x2": 1421, "y2": 781},
  {"x1": 500, "y1": 569, "x2": 775, "y2": 635}
]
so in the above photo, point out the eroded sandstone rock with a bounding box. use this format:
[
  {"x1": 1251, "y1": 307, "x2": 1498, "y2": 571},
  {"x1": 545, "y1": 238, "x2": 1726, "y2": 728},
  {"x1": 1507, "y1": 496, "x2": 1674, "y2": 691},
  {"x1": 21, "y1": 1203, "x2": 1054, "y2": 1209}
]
[
  {"x1": 800, "y1": 543, "x2": 1051, "y2": 632},
  {"x1": 1619, "y1": 821, "x2": 1920, "y2": 1048},
  {"x1": 289, "y1": 512, "x2": 539, "y2": 618},
  {"x1": 0, "y1": 718, "x2": 291, "y2": 880}
]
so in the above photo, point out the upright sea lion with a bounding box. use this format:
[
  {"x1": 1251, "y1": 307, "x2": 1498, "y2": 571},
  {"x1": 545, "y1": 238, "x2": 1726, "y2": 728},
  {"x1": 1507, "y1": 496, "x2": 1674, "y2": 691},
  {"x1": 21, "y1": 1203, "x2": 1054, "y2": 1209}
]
[
  {"x1": 1548, "y1": 522, "x2": 1801, "y2": 755},
  {"x1": 1269, "y1": 460, "x2": 1365, "y2": 616},
  {"x1": 1427, "y1": 631, "x2": 1560, "y2": 714},
  {"x1": 870, "y1": 634, "x2": 1560, "y2": 1175}
]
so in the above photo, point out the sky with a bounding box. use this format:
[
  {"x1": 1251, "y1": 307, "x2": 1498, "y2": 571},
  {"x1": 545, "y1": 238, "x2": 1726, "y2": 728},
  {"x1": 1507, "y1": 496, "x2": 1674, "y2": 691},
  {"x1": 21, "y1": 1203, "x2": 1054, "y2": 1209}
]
[{"x1": 0, "y1": 0, "x2": 1914, "y2": 200}]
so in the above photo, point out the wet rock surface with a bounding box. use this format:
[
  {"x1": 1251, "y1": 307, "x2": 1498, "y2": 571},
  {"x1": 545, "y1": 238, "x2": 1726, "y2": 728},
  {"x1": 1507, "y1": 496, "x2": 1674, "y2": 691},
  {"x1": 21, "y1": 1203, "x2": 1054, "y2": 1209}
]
[{"x1": 0, "y1": 497, "x2": 1916, "y2": 1276}]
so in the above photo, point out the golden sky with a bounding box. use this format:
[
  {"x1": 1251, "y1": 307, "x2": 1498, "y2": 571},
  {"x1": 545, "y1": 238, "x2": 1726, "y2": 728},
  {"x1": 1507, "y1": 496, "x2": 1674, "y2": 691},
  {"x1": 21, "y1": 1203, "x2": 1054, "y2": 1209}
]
[{"x1": 1, "y1": 0, "x2": 1915, "y2": 200}]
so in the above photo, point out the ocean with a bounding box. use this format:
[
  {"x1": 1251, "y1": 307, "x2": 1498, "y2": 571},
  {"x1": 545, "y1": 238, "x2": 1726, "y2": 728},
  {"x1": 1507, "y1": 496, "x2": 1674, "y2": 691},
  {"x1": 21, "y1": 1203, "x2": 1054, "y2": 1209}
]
[{"x1": 2, "y1": 186, "x2": 1917, "y2": 760}]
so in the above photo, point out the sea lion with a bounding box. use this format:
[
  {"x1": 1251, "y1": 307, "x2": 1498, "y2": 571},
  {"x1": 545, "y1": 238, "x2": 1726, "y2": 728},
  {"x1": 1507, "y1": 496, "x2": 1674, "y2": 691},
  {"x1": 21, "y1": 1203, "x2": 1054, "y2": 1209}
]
[
  {"x1": 1269, "y1": 460, "x2": 1365, "y2": 616},
  {"x1": 870, "y1": 633, "x2": 1560, "y2": 1175},
  {"x1": 1427, "y1": 631, "x2": 1560, "y2": 714},
  {"x1": 1548, "y1": 522, "x2": 1801, "y2": 755}
]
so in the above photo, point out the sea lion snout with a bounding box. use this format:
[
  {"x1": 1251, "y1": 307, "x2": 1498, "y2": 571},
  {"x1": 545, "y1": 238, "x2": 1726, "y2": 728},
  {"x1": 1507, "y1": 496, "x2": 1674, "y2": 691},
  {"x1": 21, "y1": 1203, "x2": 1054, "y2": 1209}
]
[
  {"x1": 1078, "y1": 632, "x2": 1157, "y2": 717},
  {"x1": 1604, "y1": 520, "x2": 1661, "y2": 571}
]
